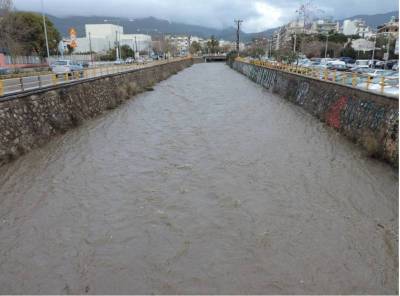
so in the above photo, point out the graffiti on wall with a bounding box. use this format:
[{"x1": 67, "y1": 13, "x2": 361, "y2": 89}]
[
  {"x1": 295, "y1": 81, "x2": 309, "y2": 105},
  {"x1": 232, "y1": 60, "x2": 399, "y2": 164}
]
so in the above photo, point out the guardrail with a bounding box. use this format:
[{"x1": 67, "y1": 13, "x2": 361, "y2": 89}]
[
  {"x1": 236, "y1": 58, "x2": 399, "y2": 98},
  {"x1": 0, "y1": 57, "x2": 191, "y2": 97}
]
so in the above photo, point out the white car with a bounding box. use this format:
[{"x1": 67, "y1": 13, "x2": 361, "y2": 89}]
[
  {"x1": 354, "y1": 60, "x2": 369, "y2": 67},
  {"x1": 366, "y1": 69, "x2": 395, "y2": 77},
  {"x1": 51, "y1": 60, "x2": 83, "y2": 76}
]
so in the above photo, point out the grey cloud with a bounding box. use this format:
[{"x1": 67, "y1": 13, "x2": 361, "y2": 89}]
[{"x1": 13, "y1": 0, "x2": 399, "y2": 33}]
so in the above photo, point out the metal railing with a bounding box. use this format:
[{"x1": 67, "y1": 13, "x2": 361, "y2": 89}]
[
  {"x1": 0, "y1": 57, "x2": 191, "y2": 97},
  {"x1": 236, "y1": 58, "x2": 399, "y2": 98}
]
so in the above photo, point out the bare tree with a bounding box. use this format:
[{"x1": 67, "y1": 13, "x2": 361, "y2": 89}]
[{"x1": 0, "y1": 0, "x2": 17, "y2": 64}]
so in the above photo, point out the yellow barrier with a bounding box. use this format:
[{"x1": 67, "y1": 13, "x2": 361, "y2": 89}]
[
  {"x1": 235, "y1": 59, "x2": 397, "y2": 96},
  {"x1": 352, "y1": 73, "x2": 357, "y2": 87},
  {"x1": 64, "y1": 73, "x2": 69, "y2": 81},
  {"x1": 366, "y1": 76, "x2": 373, "y2": 90},
  {"x1": 52, "y1": 74, "x2": 57, "y2": 85},
  {"x1": 380, "y1": 77, "x2": 385, "y2": 93},
  {"x1": 0, "y1": 80, "x2": 3, "y2": 96},
  {"x1": 342, "y1": 73, "x2": 347, "y2": 85},
  {"x1": 323, "y1": 69, "x2": 328, "y2": 80}
]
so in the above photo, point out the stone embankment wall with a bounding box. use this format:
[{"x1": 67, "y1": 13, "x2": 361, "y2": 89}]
[
  {"x1": 0, "y1": 59, "x2": 193, "y2": 166},
  {"x1": 231, "y1": 61, "x2": 398, "y2": 166}
]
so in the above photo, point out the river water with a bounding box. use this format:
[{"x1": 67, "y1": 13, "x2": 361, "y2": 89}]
[{"x1": 0, "y1": 63, "x2": 397, "y2": 294}]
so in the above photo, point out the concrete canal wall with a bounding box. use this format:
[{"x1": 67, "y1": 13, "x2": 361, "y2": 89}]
[
  {"x1": 0, "y1": 59, "x2": 193, "y2": 166},
  {"x1": 231, "y1": 60, "x2": 398, "y2": 166}
]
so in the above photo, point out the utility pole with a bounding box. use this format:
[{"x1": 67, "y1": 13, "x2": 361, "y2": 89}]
[
  {"x1": 115, "y1": 30, "x2": 119, "y2": 60},
  {"x1": 385, "y1": 33, "x2": 391, "y2": 69},
  {"x1": 234, "y1": 19, "x2": 243, "y2": 57},
  {"x1": 134, "y1": 36, "x2": 138, "y2": 55},
  {"x1": 371, "y1": 34, "x2": 377, "y2": 64},
  {"x1": 89, "y1": 32, "x2": 93, "y2": 65},
  {"x1": 41, "y1": 0, "x2": 50, "y2": 63},
  {"x1": 187, "y1": 35, "x2": 191, "y2": 55},
  {"x1": 324, "y1": 33, "x2": 329, "y2": 59},
  {"x1": 293, "y1": 33, "x2": 297, "y2": 53}
]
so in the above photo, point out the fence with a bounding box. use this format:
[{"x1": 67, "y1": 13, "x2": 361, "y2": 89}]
[
  {"x1": 0, "y1": 57, "x2": 190, "y2": 97},
  {"x1": 236, "y1": 58, "x2": 399, "y2": 98}
]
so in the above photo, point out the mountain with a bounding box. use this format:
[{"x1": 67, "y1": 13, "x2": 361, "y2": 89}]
[
  {"x1": 338, "y1": 11, "x2": 398, "y2": 29},
  {"x1": 47, "y1": 11, "x2": 398, "y2": 42},
  {"x1": 243, "y1": 10, "x2": 399, "y2": 40}
]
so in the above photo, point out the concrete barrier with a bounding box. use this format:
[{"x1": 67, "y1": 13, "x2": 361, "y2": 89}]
[
  {"x1": 0, "y1": 58, "x2": 193, "y2": 166},
  {"x1": 231, "y1": 60, "x2": 398, "y2": 166}
]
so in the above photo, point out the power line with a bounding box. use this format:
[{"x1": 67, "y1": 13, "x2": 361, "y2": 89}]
[{"x1": 234, "y1": 19, "x2": 243, "y2": 57}]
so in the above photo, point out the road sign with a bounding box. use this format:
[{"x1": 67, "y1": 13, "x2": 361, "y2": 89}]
[{"x1": 68, "y1": 28, "x2": 78, "y2": 48}]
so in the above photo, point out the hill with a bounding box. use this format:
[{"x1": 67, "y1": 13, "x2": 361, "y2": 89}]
[{"x1": 47, "y1": 11, "x2": 398, "y2": 42}]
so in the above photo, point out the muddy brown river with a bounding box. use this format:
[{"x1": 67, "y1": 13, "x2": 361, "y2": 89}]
[{"x1": 0, "y1": 63, "x2": 398, "y2": 294}]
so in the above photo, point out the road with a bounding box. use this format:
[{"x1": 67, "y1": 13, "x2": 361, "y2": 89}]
[
  {"x1": 0, "y1": 63, "x2": 397, "y2": 294},
  {"x1": 0, "y1": 60, "x2": 175, "y2": 97}
]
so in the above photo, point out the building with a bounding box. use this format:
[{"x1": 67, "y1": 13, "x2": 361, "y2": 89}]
[
  {"x1": 120, "y1": 34, "x2": 152, "y2": 52},
  {"x1": 166, "y1": 35, "x2": 191, "y2": 54},
  {"x1": 377, "y1": 16, "x2": 399, "y2": 37},
  {"x1": 311, "y1": 19, "x2": 340, "y2": 35},
  {"x1": 351, "y1": 38, "x2": 375, "y2": 52},
  {"x1": 342, "y1": 19, "x2": 372, "y2": 38},
  {"x1": 272, "y1": 20, "x2": 305, "y2": 50},
  {"x1": 74, "y1": 24, "x2": 152, "y2": 54}
]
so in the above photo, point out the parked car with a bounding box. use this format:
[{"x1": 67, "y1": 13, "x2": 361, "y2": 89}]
[
  {"x1": 326, "y1": 61, "x2": 348, "y2": 71},
  {"x1": 125, "y1": 57, "x2": 135, "y2": 64},
  {"x1": 366, "y1": 69, "x2": 395, "y2": 77},
  {"x1": 0, "y1": 67, "x2": 11, "y2": 75},
  {"x1": 51, "y1": 60, "x2": 84, "y2": 76},
  {"x1": 350, "y1": 66, "x2": 371, "y2": 74},
  {"x1": 392, "y1": 62, "x2": 398, "y2": 71},
  {"x1": 375, "y1": 59, "x2": 398, "y2": 69},
  {"x1": 339, "y1": 57, "x2": 355, "y2": 65},
  {"x1": 135, "y1": 57, "x2": 146, "y2": 64},
  {"x1": 354, "y1": 59, "x2": 370, "y2": 67},
  {"x1": 114, "y1": 59, "x2": 124, "y2": 65}
]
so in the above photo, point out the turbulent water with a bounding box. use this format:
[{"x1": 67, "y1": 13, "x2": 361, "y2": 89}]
[{"x1": 0, "y1": 63, "x2": 398, "y2": 294}]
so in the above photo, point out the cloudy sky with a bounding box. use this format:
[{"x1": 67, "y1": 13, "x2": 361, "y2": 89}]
[{"x1": 13, "y1": 0, "x2": 399, "y2": 33}]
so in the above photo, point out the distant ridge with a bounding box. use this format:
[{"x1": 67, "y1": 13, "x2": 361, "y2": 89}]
[{"x1": 46, "y1": 10, "x2": 398, "y2": 42}]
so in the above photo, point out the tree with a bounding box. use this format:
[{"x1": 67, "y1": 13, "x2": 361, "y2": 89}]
[
  {"x1": 189, "y1": 41, "x2": 202, "y2": 54},
  {"x1": 206, "y1": 35, "x2": 220, "y2": 54},
  {"x1": 340, "y1": 45, "x2": 356, "y2": 58},
  {"x1": 0, "y1": 10, "x2": 60, "y2": 58},
  {"x1": 120, "y1": 45, "x2": 134, "y2": 59}
]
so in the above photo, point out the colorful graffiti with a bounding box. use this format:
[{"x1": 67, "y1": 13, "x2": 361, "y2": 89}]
[
  {"x1": 232, "y1": 60, "x2": 399, "y2": 165},
  {"x1": 326, "y1": 96, "x2": 348, "y2": 129}
]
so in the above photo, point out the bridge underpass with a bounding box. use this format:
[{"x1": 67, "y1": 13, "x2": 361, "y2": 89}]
[{"x1": 0, "y1": 63, "x2": 397, "y2": 294}]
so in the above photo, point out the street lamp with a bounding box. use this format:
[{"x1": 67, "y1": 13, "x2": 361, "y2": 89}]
[
  {"x1": 41, "y1": 0, "x2": 50, "y2": 63},
  {"x1": 324, "y1": 33, "x2": 329, "y2": 59}
]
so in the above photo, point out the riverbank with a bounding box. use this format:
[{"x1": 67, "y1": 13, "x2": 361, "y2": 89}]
[
  {"x1": 230, "y1": 60, "x2": 399, "y2": 166},
  {"x1": 0, "y1": 58, "x2": 193, "y2": 166}
]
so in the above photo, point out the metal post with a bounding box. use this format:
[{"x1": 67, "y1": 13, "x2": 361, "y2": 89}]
[
  {"x1": 293, "y1": 33, "x2": 297, "y2": 53},
  {"x1": 366, "y1": 75, "x2": 372, "y2": 90},
  {"x1": 234, "y1": 19, "x2": 243, "y2": 57},
  {"x1": 324, "y1": 34, "x2": 329, "y2": 59},
  {"x1": 371, "y1": 34, "x2": 377, "y2": 64},
  {"x1": 115, "y1": 30, "x2": 119, "y2": 60},
  {"x1": 41, "y1": 0, "x2": 50, "y2": 64},
  {"x1": 380, "y1": 76, "x2": 385, "y2": 93},
  {"x1": 385, "y1": 33, "x2": 391, "y2": 69},
  {"x1": 89, "y1": 32, "x2": 93, "y2": 66},
  {"x1": 20, "y1": 77, "x2": 24, "y2": 91}
]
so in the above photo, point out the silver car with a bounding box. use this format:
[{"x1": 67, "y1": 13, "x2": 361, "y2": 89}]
[{"x1": 51, "y1": 60, "x2": 83, "y2": 76}]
